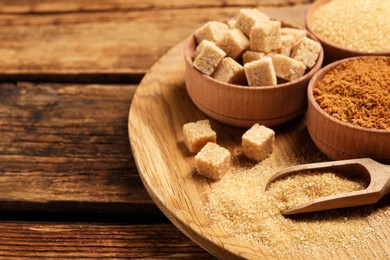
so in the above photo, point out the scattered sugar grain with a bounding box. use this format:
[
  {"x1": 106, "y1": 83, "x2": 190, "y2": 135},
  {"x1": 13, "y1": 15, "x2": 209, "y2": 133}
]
[{"x1": 205, "y1": 152, "x2": 390, "y2": 257}]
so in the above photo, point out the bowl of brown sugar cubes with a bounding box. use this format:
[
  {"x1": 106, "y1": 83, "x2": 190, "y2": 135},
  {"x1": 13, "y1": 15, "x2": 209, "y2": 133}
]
[
  {"x1": 306, "y1": 0, "x2": 390, "y2": 64},
  {"x1": 184, "y1": 8, "x2": 324, "y2": 127},
  {"x1": 307, "y1": 56, "x2": 390, "y2": 163}
]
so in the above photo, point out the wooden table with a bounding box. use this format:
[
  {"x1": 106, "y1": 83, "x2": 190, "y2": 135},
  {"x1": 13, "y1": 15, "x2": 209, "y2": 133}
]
[{"x1": 0, "y1": 1, "x2": 315, "y2": 258}]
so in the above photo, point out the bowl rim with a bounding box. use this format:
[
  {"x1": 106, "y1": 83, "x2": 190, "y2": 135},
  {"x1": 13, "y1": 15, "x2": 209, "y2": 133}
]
[
  {"x1": 308, "y1": 55, "x2": 390, "y2": 134},
  {"x1": 305, "y1": 0, "x2": 390, "y2": 55},
  {"x1": 184, "y1": 20, "x2": 324, "y2": 91}
]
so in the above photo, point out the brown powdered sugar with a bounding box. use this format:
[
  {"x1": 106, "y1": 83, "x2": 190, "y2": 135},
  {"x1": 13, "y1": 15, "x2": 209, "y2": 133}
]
[{"x1": 313, "y1": 57, "x2": 390, "y2": 130}]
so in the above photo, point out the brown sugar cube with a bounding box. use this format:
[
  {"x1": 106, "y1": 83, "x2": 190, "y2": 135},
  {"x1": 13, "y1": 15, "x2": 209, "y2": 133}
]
[
  {"x1": 272, "y1": 54, "x2": 306, "y2": 81},
  {"x1": 192, "y1": 40, "x2": 208, "y2": 60},
  {"x1": 212, "y1": 57, "x2": 246, "y2": 85},
  {"x1": 193, "y1": 40, "x2": 226, "y2": 76},
  {"x1": 183, "y1": 119, "x2": 217, "y2": 153},
  {"x1": 242, "y1": 124, "x2": 275, "y2": 161},
  {"x1": 242, "y1": 50, "x2": 266, "y2": 64},
  {"x1": 227, "y1": 19, "x2": 237, "y2": 29},
  {"x1": 242, "y1": 50, "x2": 277, "y2": 64},
  {"x1": 194, "y1": 21, "x2": 229, "y2": 44},
  {"x1": 250, "y1": 20, "x2": 281, "y2": 52},
  {"x1": 291, "y1": 37, "x2": 321, "y2": 69},
  {"x1": 278, "y1": 35, "x2": 296, "y2": 56},
  {"x1": 280, "y1": 27, "x2": 306, "y2": 42},
  {"x1": 244, "y1": 57, "x2": 277, "y2": 86},
  {"x1": 264, "y1": 50, "x2": 278, "y2": 57},
  {"x1": 235, "y1": 8, "x2": 270, "y2": 36},
  {"x1": 195, "y1": 142, "x2": 231, "y2": 181},
  {"x1": 218, "y1": 29, "x2": 249, "y2": 60}
]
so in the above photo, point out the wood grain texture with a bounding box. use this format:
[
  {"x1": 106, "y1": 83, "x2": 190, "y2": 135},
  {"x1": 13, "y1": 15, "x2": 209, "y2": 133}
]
[
  {"x1": 128, "y1": 39, "x2": 390, "y2": 258},
  {"x1": 0, "y1": 82, "x2": 159, "y2": 214},
  {"x1": 0, "y1": 4, "x2": 309, "y2": 81},
  {"x1": 0, "y1": 222, "x2": 214, "y2": 259},
  {"x1": 0, "y1": 0, "x2": 315, "y2": 14}
]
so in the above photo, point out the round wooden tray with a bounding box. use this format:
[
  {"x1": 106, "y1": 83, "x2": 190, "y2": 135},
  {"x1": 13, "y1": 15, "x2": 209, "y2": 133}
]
[{"x1": 128, "y1": 41, "x2": 389, "y2": 259}]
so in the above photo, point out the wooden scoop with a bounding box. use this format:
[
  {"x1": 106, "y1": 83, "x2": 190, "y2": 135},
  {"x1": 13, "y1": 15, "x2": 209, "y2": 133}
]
[{"x1": 265, "y1": 158, "x2": 390, "y2": 215}]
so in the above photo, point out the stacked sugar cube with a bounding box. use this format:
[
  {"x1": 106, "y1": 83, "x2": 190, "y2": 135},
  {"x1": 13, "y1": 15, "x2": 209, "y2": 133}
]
[
  {"x1": 182, "y1": 119, "x2": 231, "y2": 180},
  {"x1": 183, "y1": 120, "x2": 275, "y2": 181},
  {"x1": 192, "y1": 8, "x2": 321, "y2": 86}
]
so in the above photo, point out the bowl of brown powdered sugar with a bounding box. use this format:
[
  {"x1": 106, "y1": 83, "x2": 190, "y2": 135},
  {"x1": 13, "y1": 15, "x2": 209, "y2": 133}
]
[{"x1": 307, "y1": 56, "x2": 390, "y2": 163}]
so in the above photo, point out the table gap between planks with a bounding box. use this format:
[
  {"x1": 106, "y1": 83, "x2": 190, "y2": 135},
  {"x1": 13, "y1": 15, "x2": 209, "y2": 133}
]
[{"x1": 0, "y1": 0, "x2": 313, "y2": 258}]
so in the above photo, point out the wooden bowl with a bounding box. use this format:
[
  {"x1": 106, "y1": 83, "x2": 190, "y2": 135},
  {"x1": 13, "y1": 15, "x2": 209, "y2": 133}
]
[
  {"x1": 306, "y1": 0, "x2": 390, "y2": 64},
  {"x1": 184, "y1": 23, "x2": 324, "y2": 128},
  {"x1": 307, "y1": 56, "x2": 390, "y2": 163}
]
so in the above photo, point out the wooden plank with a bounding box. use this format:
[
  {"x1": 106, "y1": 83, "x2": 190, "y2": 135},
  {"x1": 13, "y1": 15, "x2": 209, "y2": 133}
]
[
  {"x1": 0, "y1": 0, "x2": 314, "y2": 14},
  {"x1": 0, "y1": 5, "x2": 309, "y2": 81},
  {"x1": 0, "y1": 82, "x2": 159, "y2": 214},
  {"x1": 0, "y1": 222, "x2": 214, "y2": 258}
]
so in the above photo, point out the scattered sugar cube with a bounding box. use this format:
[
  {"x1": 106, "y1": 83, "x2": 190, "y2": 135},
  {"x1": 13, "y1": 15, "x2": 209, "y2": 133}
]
[
  {"x1": 291, "y1": 37, "x2": 321, "y2": 69},
  {"x1": 278, "y1": 35, "x2": 296, "y2": 56},
  {"x1": 250, "y1": 20, "x2": 281, "y2": 52},
  {"x1": 242, "y1": 50, "x2": 266, "y2": 64},
  {"x1": 212, "y1": 57, "x2": 246, "y2": 85},
  {"x1": 244, "y1": 57, "x2": 277, "y2": 86},
  {"x1": 195, "y1": 142, "x2": 231, "y2": 181},
  {"x1": 235, "y1": 8, "x2": 270, "y2": 36},
  {"x1": 272, "y1": 54, "x2": 306, "y2": 81},
  {"x1": 218, "y1": 29, "x2": 249, "y2": 60},
  {"x1": 193, "y1": 40, "x2": 226, "y2": 76},
  {"x1": 194, "y1": 21, "x2": 229, "y2": 44},
  {"x1": 242, "y1": 124, "x2": 275, "y2": 161},
  {"x1": 183, "y1": 119, "x2": 217, "y2": 153},
  {"x1": 280, "y1": 27, "x2": 306, "y2": 42}
]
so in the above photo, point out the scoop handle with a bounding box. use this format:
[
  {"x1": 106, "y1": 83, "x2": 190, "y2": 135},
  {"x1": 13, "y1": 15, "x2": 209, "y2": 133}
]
[{"x1": 381, "y1": 165, "x2": 390, "y2": 196}]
